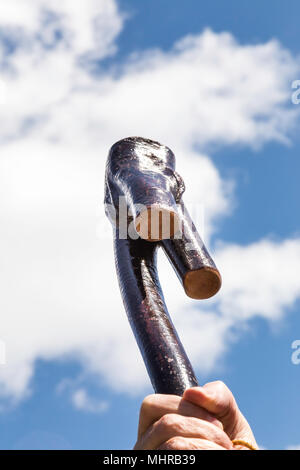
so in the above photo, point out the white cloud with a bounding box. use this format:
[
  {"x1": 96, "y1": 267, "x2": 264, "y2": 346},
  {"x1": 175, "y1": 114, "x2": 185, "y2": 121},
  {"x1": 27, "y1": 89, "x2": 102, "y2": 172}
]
[
  {"x1": 215, "y1": 238, "x2": 300, "y2": 321},
  {"x1": 0, "y1": 0, "x2": 299, "y2": 405},
  {"x1": 158, "y1": 238, "x2": 300, "y2": 373},
  {"x1": 71, "y1": 388, "x2": 109, "y2": 413},
  {"x1": 0, "y1": 0, "x2": 123, "y2": 57}
]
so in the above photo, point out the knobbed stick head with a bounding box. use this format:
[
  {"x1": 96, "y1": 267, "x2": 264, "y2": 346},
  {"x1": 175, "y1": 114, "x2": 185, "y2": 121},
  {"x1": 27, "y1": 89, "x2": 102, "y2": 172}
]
[
  {"x1": 105, "y1": 136, "x2": 184, "y2": 241},
  {"x1": 105, "y1": 136, "x2": 222, "y2": 300}
]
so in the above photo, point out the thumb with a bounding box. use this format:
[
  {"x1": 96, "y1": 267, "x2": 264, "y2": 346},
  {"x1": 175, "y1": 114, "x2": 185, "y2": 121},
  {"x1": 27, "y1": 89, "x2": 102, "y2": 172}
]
[{"x1": 183, "y1": 381, "x2": 257, "y2": 447}]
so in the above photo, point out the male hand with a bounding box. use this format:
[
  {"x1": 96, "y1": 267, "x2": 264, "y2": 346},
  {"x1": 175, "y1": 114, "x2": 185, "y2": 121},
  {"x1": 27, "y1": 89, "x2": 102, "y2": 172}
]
[{"x1": 134, "y1": 381, "x2": 257, "y2": 450}]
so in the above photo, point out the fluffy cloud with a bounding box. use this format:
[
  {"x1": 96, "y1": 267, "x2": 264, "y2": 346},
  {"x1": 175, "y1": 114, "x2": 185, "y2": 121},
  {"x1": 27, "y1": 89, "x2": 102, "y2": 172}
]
[
  {"x1": 215, "y1": 238, "x2": 300, "y2": 320},
  {"x1": 71, "y1": 389, "x2": 109, "y2": 413},
  {"x1": 0, "y1": 0, "x2": 123, "y2": 57},
  {"x1": 159, "y1": 238, "x2": 300, "y2": 373},
  {"x1": 0, "y1": 0, "x2": 299, "y2": 405}
]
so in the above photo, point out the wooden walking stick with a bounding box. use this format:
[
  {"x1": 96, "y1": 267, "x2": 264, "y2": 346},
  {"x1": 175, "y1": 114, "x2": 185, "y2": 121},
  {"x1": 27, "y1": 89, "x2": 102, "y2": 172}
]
[{"x1": 105, "y1": 137, "x2": 221, "y2": 396}]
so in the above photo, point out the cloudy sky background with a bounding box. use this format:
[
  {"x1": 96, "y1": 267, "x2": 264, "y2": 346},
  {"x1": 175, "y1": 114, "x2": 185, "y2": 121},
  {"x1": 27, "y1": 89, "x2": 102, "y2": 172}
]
[{"x1": 0, "y1": 0, "x2": 300, "y2": 449}]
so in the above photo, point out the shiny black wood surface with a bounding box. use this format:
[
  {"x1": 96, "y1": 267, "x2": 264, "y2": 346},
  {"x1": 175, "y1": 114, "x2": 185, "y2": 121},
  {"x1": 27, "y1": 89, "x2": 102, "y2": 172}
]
[{"x1": 105, "y1": 137, "x2": 221, "y2": 395}]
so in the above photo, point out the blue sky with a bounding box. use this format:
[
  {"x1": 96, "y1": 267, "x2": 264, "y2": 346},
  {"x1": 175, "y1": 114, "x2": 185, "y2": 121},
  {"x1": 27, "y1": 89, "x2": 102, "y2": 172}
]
[{"x1": 0, "y1": 0, "x2": 300, "y2": 450}]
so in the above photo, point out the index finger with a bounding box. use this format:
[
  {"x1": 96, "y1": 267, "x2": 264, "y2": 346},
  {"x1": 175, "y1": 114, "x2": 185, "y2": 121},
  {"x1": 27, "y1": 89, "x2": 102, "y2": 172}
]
[{"x1": 137, "y1": 394, "x2": 223, "y2": 438}]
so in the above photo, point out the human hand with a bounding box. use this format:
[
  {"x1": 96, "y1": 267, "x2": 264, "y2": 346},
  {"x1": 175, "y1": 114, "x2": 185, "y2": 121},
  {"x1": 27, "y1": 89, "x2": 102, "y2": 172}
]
[{"x1": 134, "y1": 381, "x2": 257, "y2": 450}]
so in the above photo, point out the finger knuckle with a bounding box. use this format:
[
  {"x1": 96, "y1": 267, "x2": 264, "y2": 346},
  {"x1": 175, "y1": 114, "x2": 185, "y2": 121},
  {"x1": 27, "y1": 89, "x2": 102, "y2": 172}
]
[
  {"x1": 140, "y1": 394, "x2": 156, "y2": 414},
  {"x1": 164, "y1": 436, "x2": 186, "y2": 450},
  {"x1": 157, "y1": 413, "x2": 181, "y2": 432}
]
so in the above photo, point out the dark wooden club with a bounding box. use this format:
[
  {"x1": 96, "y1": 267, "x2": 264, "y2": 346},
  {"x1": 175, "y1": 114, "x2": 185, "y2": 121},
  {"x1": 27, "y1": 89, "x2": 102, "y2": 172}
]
[{"x1": 105, "y1": 137, "x2": 221, "y2": 396}]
